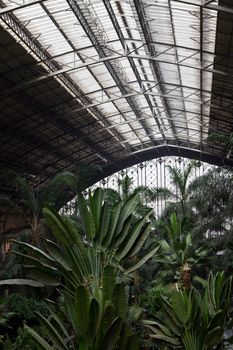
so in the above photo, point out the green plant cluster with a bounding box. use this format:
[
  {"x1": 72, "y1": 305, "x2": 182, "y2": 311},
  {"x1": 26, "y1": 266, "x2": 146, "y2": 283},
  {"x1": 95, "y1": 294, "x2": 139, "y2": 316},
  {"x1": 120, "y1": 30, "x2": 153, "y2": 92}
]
[
  {"x1": 1, "y1": 162, "x2": 233, "y2": 349},
  {"x1": 139, "y1": 286, "x2": 171, "y2": 317},
  {"x1": 7, "y1": 294, "x2": 48, "y2": 321}
]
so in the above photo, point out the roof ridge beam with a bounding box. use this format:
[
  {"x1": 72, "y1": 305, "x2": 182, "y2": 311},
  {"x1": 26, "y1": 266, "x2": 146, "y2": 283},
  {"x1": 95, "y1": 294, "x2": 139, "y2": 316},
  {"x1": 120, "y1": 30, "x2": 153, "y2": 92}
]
[
  {"x1": 132, "y1": 0, "x2": 180, "y2": 143},
  {"x1": 66, "y1": 0, "x2": 156, "y2": 144},
  {"x1": 102, "y1": 0, "x2": 166, "y2": 143},
  {"x1": 1, "y1": 51, "x2": 222, "y2": 97}
]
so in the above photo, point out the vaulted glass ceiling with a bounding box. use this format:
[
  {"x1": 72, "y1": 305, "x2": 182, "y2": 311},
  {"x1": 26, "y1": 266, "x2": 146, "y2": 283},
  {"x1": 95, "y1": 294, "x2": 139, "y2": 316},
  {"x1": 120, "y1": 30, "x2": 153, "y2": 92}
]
[
  {"x1": 0, "y1": 0, "x2": 219, "y2": 146},
  {"x1": 1, "y1": 0, "x2": 233, "y2": 185}
]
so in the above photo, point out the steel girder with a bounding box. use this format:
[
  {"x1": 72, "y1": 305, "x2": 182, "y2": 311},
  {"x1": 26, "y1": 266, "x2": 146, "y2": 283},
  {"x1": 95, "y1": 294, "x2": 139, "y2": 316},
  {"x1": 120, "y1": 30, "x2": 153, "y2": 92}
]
[
  {"x1": 0, "y1": 3, "x2": 126, "y2": 150},
  {"x1": 66, "y1": 0, "x2": 157, "y2": 144}
]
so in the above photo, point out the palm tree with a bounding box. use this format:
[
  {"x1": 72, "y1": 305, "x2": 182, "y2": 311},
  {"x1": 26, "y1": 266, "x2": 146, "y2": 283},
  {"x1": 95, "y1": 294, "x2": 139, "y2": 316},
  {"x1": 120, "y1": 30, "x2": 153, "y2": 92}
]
[
  {"x1": 208, "y1": 132, "x2": 233, "y2": 158},
  {"x1": 103, "y1": 174, "x2": 170, "y2": 219},
  {"x1": 189, "y1": 167, "x2": 233, "y2": 241},
  {"x1": 162, "y1": 160, "x2": 200, "y2": 218},
  {"x1": 1, "y1": 170, "x2": 79, "y2": 246},
  {"x1": 0, "y1": 169, "x2": 81, "y2": 284}
]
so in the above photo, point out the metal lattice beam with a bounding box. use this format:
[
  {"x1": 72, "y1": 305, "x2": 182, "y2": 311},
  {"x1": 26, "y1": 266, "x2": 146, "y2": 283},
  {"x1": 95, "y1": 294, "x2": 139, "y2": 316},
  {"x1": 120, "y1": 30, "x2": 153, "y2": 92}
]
[
  {"x1": 2, "y1": 50, "x2": 230, "y2": 98},
  {"x1": 0, "y1": 126, "x2": 77, "y2": 165},
  {"x1": 8, "y1": 84, "x2": 117, "y2": 163},
  {"x1": 102, "y1": 0, "x2": 167, "y2": 142},
  {"x1": 0, "y1": 157, "x2": 50, "y2": 178},
  {"x1": 172, "y1": 0, "x2": 233, "y2": 15},
  {"x1": 132, "y1": 0, "x2": 178, "y2": 142},
  {"x1": 80, "y1": 144, "x2": 233, "y2": 189},
  {"x1": 167, "y1": 0, "x2": 190, "y2": 144},
  {"x1": 2, "y1": 38, "x2": 231, "y2": 79},
  {"x1": 66, "y1": 0, "x2": 156, "y2": 144},
  {"x1": 0, "y1": 5, "x2": 126, "y2": 149},
  {"x1": 0, "y1": 0, "x2": 48, "y2": 15},
  {"x1": 200, "y1": 6, "x2": 204, "y2": 150}
]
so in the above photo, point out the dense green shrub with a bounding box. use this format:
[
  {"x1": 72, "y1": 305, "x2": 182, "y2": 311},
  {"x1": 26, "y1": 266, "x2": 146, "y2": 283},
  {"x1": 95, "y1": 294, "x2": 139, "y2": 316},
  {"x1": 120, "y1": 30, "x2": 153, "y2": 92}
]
[
  {"x1": 7, "y1": 294, "x2": 48, "y2": 321},
  {"x1": 140, "y1": 286, "x2": 170, "y2": 317}
]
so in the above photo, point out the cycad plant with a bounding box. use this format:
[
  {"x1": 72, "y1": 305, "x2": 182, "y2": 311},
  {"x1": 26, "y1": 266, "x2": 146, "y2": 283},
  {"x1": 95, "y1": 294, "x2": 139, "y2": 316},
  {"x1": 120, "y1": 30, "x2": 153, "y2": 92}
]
[
  {"x1": 143, "y1": 271, "x2": 232, "y2": 349},
  {"x1": 153, "y1": 213, "x2": 210, "y2": 288}
]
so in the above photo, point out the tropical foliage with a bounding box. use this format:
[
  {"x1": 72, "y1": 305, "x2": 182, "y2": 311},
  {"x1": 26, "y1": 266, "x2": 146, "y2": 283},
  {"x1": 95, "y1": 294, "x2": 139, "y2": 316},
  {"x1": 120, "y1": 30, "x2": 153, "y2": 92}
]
[
  {"x1": 0, "y1": 189, "x2": 157, "y2": 293},
  {"x1": 143, "y1": 272, "x2": 232, "y2": 349},
  {"x1": 25, "y1": 266, "x2": 140, "y2": 350},
  {"x1": 152, "y1": 213, "x2": 211, "y2": 288},
  {"x1": 1, "y1": 159, "x2": 233, "y2": 349},
  {"x1": 0, "y1": 188, "x2": 156, "y2": 347}
]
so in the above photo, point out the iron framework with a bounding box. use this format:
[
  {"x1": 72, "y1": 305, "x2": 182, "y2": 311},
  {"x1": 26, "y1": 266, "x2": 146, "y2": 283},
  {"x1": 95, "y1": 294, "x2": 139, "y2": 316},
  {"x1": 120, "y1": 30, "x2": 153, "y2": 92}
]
[{"x1": 0, "y1": 0, "x2": 233, "y2": 186}]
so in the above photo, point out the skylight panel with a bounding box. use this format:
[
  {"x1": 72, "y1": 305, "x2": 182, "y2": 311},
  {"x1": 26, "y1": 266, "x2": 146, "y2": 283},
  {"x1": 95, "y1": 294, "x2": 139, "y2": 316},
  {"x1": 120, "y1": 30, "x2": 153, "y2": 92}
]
[{"x1": 0, "y1": 0, "x2": 220, "y2": 152}]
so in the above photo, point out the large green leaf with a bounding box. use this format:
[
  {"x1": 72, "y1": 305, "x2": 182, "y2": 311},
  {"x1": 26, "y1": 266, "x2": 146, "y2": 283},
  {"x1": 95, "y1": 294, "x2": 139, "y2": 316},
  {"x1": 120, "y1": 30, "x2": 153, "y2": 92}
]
[
  {"x1": 112, "y1": 283, "x2": 126, "y2": 319},
  {"x1": 89, "y1": 188, "x2": 103, "y2": 233},
  {"x1": 116, "y1": 209, "x2": 153, "y2": 260},
  {"x1": 35, "y1": 312, "x2": 67, "y2": 350},
  {"x1": 101, "y1": 317, "x2": 122, "y2": 350},
  {"x1": 101, "y1": 301, "x2": 116, "y2": 337},
  {"x1": 24, "y1": 325, "x2": 54, "y2": 350},
  {"x1": 0, "y1": 279, "x2": 44, "y2": 287},
  {"x1": 13, "y1": 251, "x2": 57, "y2": 270},
  {"x1": 26, "y1": 266, "x2": 60, "y2": 286},
  {"x1": 64, "y1": 294, "x2": 79, "y2": 335},
  {"x1": 45, "y1": 240, "x2": 73, "y2": 271},
  {"x1": 75, "y1": 286, "x2": 90, "y2": 338},
  {"x1": 171, "y1": 290, "x2": 188, "y2": 324},
  {"x1": 149, "y1": 333, "x2": 180, "y2": 346},
  {"x1": 142, "y1": 320, "x2": 172, "y2": 337},
  {"x1": 62, "y1": 215, "x2": 86, "y2": 247},
  {"x1": 102, "y1": 202, "x2": 122, "y2": 248},
  {"x1": 125, "y1": 245, "x2": 160, "y2": 275},
  {"x1": 207, "y1": 310, "x2": 224, "y2": 332},
  {"x1": 12, "y1": 240, "x2": 55, "y2": 262},
  {"x1": 205, "y1": 326, "x2": 223, "y2": 347},
  {"x1": 114, "y1": 193, "x2": 139, "y2": 237},
  {"x1": 96, "y1": 202, "x2": 111, "y2": 245},
  {"x1": 103, "y1": 266, "x2": 116, "y2": 305},
  {"x1": 47, "y1": 306, "x2": 69, "y2": 339},
  {"x1": 43, "y1": 206, "x2": 71, "y2": 245},
  {"x1": 125, "y1": 221, "x2": 152, "y2": 258},
  {"x1": 159, "y1": 298, "x2": 181, "y2": 336},
  {"x1": 78, "y1": 192, "x2": 95, "y2": 239},
  {"x1": 88, "y1": 298, "x2": 99, "y2": 344},
  {"x1": 110, "y1": 214, "x2": 133, "y2": 250}
]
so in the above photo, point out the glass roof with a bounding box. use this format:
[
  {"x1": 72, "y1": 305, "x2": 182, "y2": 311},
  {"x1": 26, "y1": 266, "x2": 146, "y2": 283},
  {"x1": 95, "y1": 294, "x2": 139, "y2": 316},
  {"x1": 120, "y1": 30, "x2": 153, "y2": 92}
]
[{"x1": 0, "y1": 0, "x2": 219, "y2": 150}]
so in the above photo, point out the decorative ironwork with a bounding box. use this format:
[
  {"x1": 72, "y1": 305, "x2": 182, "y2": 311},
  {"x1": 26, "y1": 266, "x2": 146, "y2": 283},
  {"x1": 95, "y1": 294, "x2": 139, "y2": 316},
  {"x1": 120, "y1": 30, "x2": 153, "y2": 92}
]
[{"x1": 61, "y1": 156, "x2": 215, "y2": 217}]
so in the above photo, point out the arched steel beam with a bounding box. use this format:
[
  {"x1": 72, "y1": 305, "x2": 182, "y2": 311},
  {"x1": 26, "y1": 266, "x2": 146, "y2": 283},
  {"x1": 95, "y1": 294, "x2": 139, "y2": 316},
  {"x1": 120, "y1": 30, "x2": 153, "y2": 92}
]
[{"x1": 85, "y1": 145, "x2": 233, "y2": 189}]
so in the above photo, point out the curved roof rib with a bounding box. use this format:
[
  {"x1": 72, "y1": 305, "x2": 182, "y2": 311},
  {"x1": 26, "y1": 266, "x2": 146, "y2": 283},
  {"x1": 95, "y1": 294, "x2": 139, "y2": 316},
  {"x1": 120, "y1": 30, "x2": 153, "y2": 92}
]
[{"x1": 0, "y1": 0, "x2": 233, "y2": 185}]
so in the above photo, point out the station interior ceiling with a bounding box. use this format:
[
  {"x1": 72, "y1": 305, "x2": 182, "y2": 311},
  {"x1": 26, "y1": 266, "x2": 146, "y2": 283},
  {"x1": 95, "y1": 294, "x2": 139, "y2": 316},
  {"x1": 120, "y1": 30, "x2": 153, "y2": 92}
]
[{"x1": 1, "y1": 0, "x2": 233, "y2": 190}]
